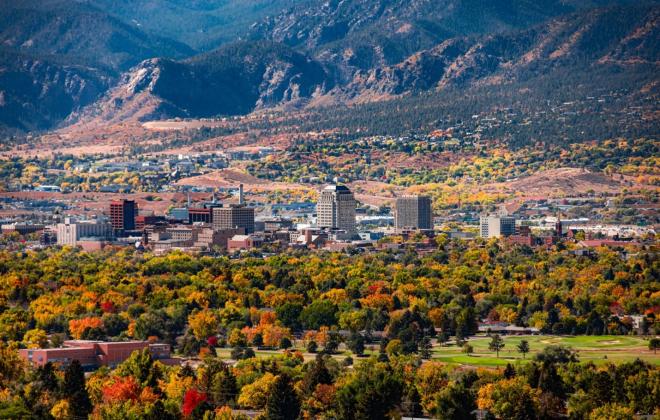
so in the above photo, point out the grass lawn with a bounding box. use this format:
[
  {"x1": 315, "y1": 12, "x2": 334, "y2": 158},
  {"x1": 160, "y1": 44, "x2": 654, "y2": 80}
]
[
  {"x1": 213, "y1": 335, "x2": 658, "y2": 368},
  {"x1": 432, "y1": 335, "x2": 659, "y2": 367}
]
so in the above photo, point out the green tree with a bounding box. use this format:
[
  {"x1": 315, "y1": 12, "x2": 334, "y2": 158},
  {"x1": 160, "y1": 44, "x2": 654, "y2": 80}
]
[
  {"x1": 420, "y1": 336, "x2": 432, "y2": 359},
  {"x1": 210, "y1": 363, "x2": 238, "y2": 407},
  {"x1": 115, "y1": 348, "x2": 163, "y2": 389},
  {"x1": 300, "y1": 300, "x2": 338, "y2": 330},
  {"x1": 649, "y1": 338, "x2": 660, "y2": 354},
  {"x1": 517, "y1": 339, "x2": 530, "y2": 359},
  {"x1": 489, "y1": 334, "x2": 505, "y2": 358},
  {"x1": 462, "y1": 343, "x2": 473, "y2": 356},
  {"x1": 63, "y1": 360, "x2": 92, "y2": 418},
  {"x1": 279, "y1": 337, "x2": 292, "y2": 349},
  {"x1": 434, "y1": 382, "x2": 476, "y2": 420},
  {"x1": 302, "y1": 354, "x2": 333, "y2": 396},
  {"x1": 264, "y1": 373, "x2": 300, "y2": 420},
  {"x1": 347, "y1": 332, "x2": 365, "y2": 356},
  {"x1": 336, "y1": 359, "x2": 403, "y2": 420},
  {"x1": 275, "y1": 302, "x2": 303, "y2": 331}
]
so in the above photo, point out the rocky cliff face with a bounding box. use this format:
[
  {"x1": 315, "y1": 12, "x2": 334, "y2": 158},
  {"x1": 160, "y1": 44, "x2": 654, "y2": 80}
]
[
  {"x1": 0, "y1": 49, "x2": 110, "y2": 132},
  {"x1": 3, "y1": 1, "x2": 658, "y2": 133},
  {"x1": 330, "y1": 5, "x2": 659, "y2": 102},
  {"x1": 69, "y1": 41, "x2": 334, "y2": 124},
  {"x1": 70, "y1": 4, "x2": 659, "y2": 125}
]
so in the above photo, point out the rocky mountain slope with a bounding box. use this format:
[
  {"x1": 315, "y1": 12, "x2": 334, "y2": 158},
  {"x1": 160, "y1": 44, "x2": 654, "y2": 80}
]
[
  {"x1": 0, "y1": 0, "x2": 194, "y2": 132},
  {"x1": 0, "y1": 1, "x2": 193, "y2": 72},
  {"x1": 72, "y1": 4, "x2": 659, "y2": 123},
  {"x1": 70, "y1": 41, "x2": 332, "y2": 124},
  {"x1": 0, "y1": 48, "x2": 110, "y2": 133},
  {"x1": 83, "y1": 0, "x2": 302, "y2": 51},
  {"x1": 250, "y1": 0, "x2": 642, "y2": 74},
  {"x1": 1, "y1": 0, "x2": 658, "y2": 134},
  {"x1": 335, "y1": 5, "x2": 659, "y2": 101}
]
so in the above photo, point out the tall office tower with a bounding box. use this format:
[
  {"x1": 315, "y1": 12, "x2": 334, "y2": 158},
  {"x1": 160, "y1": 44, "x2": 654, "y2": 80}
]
[
  {"x1": 110, "y1": 199, "x2": 137, "y2": 231},
  {"x1": 317, "y1": 185, "x2": 356, "y2": 232},
  {"x1": 479, "y1": 215, "x2": 516, "y2": 238},
  {"x1": 212, "y1": 205, "x2": 255, "y2": 233},
  {"x1": 395, "y1": 195, "x2": 433, "y2": 230}
]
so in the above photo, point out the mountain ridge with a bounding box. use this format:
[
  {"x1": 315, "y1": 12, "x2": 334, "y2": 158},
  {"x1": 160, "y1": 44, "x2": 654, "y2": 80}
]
[{"x1": 69, "y1": 4, "x2": 659, "y2": 125}]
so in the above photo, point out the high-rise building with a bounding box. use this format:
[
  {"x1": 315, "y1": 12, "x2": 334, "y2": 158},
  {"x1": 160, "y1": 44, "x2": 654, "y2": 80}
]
[
  {"x1": 479, "y1": 215, "x2": 516, "y2": 238},
  {"x1": 317, "y1": 185, "x2": 356, "y2": 232},
  {"x1": 212, "y1": 205, "x2": 255, "y2": 233},
  {"x1": 110, "y1": 200, "x2": 137, "y2": 231},
  {"x1": 395, "y1": 195, "x2": 433, "y2": 230}
]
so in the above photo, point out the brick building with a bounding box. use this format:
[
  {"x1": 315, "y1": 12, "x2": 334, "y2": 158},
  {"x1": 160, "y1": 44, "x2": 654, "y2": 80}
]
[
  {"x1": 110, "y1": 199, "x2": 138, "y2": 232},
  {"x1": 19, "y1": 340, "x2": 178, "y2": 370}
]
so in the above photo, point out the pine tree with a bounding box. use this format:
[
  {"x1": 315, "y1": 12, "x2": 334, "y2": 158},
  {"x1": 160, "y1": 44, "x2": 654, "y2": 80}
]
[
  {"x1": 302, "y1": 354, "x2": 332, "y2": 396},
  {"x1": 211, "y1": 363, "x2": 238, "y2": 407},
  {"x1": 419, "y1": 336, "x2": 432, "y2": 359},
  {"x1": 38, "y1": 362, "x2": 59, "y2": 392},
  {"x1": 488, "y1": 334, "x2": 505, "y2": 358},
  {"x1": 63, "y1": 360, "x2": 92, "y2": 418},
  {"x1": 503, "y1": 363, "x2": 516, "y2": 379},
  {"x1": 517, "y1": 339, "x2": 530, "y2": 359},
  {"x1": 264, "y1": 373, "x2": 300, "y2": 420}
]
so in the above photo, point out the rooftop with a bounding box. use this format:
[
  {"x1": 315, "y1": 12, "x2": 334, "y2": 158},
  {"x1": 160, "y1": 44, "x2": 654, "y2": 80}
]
[{"x1": 324, "y1": 185, "x2": 351, "y2": 192}]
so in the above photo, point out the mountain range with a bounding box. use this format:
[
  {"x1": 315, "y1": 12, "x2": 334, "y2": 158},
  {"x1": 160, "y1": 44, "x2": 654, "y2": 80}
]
[{"x1": 0, "y1": 0, "x2": 658, "y2": 134}]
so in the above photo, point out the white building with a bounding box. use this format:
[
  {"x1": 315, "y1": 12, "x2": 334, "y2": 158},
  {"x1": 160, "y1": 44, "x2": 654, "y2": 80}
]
[
  {"x1": 317, "y1": 185, "x2": 356, "y2": 232},
  {"x1": 479, "y1": 215, "x2": 516, "y2": 238},
  {"x1": 56, "y1": 219, "x2": 112, "y2": 246}
]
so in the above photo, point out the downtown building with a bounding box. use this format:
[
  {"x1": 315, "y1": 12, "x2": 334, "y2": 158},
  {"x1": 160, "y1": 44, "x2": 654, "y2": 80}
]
[
  {"x1": 317, "y1": 185, "x2": 356, "y2": 233},
  {"x1": 479, "y1": 215, "x2": 516, "y2": 238},
  {"x1": 110, "y1": 199, "x2": 138, "y2": 232},
  {"x1": 212, "y1": 205, "x2": 255, "y2": 233},
  {"x1": 395, "y1": 195, "x2": 433, "y2": 231},
  {"x1": 56, "y1": 218, "x2": 112, "y2": 248}
]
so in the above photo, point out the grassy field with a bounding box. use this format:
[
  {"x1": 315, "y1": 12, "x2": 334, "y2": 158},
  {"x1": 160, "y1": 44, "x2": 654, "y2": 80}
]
[
  {"x1": 217, "y1": 336, "x2": 660, "y2": 367},
  {"x1": 214, "y1": 335, "x2": 658, "y2": 368},
  {"x1": 432, "y1": 335, "x2": 659, "y2": 367}
]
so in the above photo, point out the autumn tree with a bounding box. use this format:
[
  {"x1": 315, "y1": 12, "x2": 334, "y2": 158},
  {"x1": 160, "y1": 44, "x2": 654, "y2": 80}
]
[
  {"x1": 477, "y1": 377, "x2": 540, "y2": 420},
  {"x1": 188, "y1": 310, "x2": 219, "y2": 341},
  {"x1": 115, "y1": 348, "x2": 164, "y2": 389}
]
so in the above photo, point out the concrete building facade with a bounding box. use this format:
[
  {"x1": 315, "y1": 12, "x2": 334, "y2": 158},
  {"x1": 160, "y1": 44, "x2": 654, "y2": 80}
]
[
  {"x1": 317, "y1": 185, "x2": 356, "y2": 232},
  {"x1": 479, "y1": 215, "x2": 516, "y2": 238},
  {"x1": 56, "y1": 219, "x2": 112, "y2": 246},
  {"x1": 212, "y1": 205, "x2": 255, "y2": 233},
  {"x1": 395, "y1": 195, "x2": 433, "y2": 230}
]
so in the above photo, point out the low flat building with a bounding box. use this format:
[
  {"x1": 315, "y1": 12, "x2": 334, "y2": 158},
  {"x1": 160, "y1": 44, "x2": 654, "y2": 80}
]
[
  {"x1": 19, "y1": 340, "x2": 178, "y2": 369},
  {"x1": 227, "y1": 234, "x2": 264, "y2": 252},
  {"x1": 1, "y1": 223, "x2": 45, "y2": 235},
  {"x1": 56, "y1": 219, "x2": 112, "y2": 247}
]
